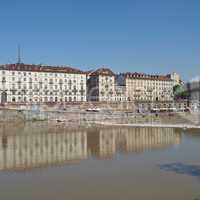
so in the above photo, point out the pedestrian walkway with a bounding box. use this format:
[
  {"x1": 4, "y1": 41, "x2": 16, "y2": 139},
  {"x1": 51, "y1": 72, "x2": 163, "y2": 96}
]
[{"x1": 95, "y1": 122, "x2": 200, "y2": 129}]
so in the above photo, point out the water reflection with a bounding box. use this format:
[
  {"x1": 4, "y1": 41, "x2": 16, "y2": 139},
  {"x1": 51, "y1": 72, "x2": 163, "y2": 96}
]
[
  {"x1": 159, "y1": 163, "x2": 200, "y2": 177},
  {"x1": 0, "y1": 123, "x2": 181, "y2": 171},
  {"x1": 186, "y1": 129, "x2": 200, "y2": 139},
  {"x1": 87, "y1": 127, "x2": 181, "y2": 159}
]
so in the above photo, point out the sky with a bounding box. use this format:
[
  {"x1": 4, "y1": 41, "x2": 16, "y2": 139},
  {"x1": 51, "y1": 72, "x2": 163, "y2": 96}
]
[{"x1": 0, "y1": 0, "x2": 200, "y2": 81}]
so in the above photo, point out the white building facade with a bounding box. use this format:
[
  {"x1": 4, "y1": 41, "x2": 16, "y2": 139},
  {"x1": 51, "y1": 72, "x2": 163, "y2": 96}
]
[{"x1": 0, "y1": 63, "x2": 87, "y2": 104}]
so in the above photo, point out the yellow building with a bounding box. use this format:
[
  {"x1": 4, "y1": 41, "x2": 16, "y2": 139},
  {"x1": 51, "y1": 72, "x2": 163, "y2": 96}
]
[{"x1": 117, "y1": 72, "x2": 174, "y2": 102}]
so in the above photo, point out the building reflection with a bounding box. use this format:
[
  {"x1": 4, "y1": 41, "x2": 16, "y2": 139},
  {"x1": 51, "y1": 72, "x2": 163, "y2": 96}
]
[
  {"x1": 0, "y1": 124, "x2": 88, "y2": 171},
  {"x1": 0, "y1": 124, "x2": 181, "y2": 171},
  {"x1": 87, "y1": 127, "x2": 181, "y2": 159}
]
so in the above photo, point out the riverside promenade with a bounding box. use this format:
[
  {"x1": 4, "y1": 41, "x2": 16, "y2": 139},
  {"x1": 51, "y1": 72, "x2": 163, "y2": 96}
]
[
  {"x1": 94, "y1": 121, "x2": 200, "y2": 129},
  {"x1": 1, "y1": 107, "x2": 200, "y2": 130}
]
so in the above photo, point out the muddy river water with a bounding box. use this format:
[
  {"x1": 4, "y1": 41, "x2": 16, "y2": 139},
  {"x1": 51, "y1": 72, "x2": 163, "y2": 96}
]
[{"x1": 0, "y1": 122, "x2": 199, "y2": 200}]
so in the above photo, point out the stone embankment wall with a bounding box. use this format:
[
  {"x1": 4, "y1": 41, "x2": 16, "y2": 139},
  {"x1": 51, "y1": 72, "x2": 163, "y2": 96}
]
[
  {"x1": 0, "y1": 110, "x2": 25, "y2": 122},
  {"x1": 0, "y1": 109, "x2": 49, "y2": 122},
  {"x1": 0, "y1": 107, "x2": 198, "y2": 126},
  {"x1": 0, "y1": 109, "x2": 126, "y2": 123},
  {"x1": 0, "y1": 102, "x2": 136, "y2": 112}
]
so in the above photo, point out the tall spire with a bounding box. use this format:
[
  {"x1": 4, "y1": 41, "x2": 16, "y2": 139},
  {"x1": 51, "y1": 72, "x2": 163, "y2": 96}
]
[{"x1": 17, "y1": 45, "x2": 22, "y2": 64}]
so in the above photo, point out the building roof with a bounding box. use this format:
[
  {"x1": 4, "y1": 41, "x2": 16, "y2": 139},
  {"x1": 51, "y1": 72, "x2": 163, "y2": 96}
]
[
  {"x1": 120, "y1": 72, "x2": 173, "y2": 81},
  {"x1": 0, "y1": 63, "x2": 86, "y2": 74},
  {"x1": 90, "y1": 68, "x2": 115, "y2": 76}
]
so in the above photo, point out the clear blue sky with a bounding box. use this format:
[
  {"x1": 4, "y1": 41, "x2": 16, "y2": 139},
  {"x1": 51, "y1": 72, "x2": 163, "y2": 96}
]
[{"x1": 0, "y1": 0, "x2": 200, "y2": 80}]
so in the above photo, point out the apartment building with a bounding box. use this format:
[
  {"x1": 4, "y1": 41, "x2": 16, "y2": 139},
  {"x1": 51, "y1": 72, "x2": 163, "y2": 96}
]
[
  {"x1": 0, "y1": 62, "x2": 180, "y2": 104},
  {"x1": 0, "y1": 63, "x2": 87, "y2": 104},
  {"x1": 87, "y1": 68, "x2": 115, "y2": 101},
  {"x1": 116, "y1": 72, "x2": 174, "y2": 102}
]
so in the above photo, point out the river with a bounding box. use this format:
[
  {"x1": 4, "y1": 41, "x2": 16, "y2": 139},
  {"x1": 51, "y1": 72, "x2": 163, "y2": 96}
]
[{"x1": 0, "y1": 122, "x2": 199, "y2": 200}]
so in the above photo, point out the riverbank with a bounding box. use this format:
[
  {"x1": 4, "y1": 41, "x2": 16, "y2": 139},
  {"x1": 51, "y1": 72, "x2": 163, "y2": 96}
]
[
  {"x1": 0, "y1": 108, "x2": 199, "y2": 130},
  {"x1": 94, "y1": 121, "x2": 200, "y2": 129}
]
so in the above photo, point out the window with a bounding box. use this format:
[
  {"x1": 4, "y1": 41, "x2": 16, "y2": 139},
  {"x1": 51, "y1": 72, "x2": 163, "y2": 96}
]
[{"x1": 2, "y1": 77, "x2": 6, "y2": 82}]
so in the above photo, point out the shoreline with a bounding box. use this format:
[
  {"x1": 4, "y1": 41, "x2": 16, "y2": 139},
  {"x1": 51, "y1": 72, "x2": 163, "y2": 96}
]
[{"x1": 93, "y1": 121, "x2": 200, "y2": 129}]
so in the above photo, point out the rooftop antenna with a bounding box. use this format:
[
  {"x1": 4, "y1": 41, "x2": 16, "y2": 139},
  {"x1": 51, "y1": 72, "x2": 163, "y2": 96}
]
[{"x1": 17, "y1": 45, "x2": 22, "y2": 64}]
